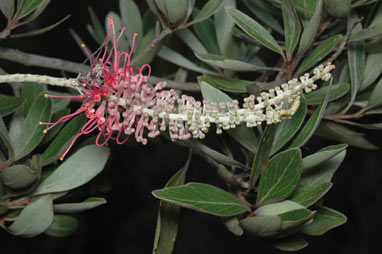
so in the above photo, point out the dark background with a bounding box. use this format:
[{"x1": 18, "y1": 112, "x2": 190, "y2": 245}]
[{"x1": 1, "y1": 0, "x2": 382, "y2": 253}]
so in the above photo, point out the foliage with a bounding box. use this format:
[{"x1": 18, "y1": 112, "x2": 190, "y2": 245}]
[{"x1": 1, "y1": 0, "x2": 382, "y2": 252}]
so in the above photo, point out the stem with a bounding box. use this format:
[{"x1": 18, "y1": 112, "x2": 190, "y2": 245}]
[{"x1": 0, "y1": 46, "x2": 200, "y2": 91}]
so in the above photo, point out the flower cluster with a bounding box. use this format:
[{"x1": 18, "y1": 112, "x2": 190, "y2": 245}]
[{"x1": 0, "y1": 17, "x2": 335, "y2": 160}]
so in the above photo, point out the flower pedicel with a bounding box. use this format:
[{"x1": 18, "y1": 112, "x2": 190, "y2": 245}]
[{"x1": 0, "y1": 17, "x2": 335, "y2": 160}]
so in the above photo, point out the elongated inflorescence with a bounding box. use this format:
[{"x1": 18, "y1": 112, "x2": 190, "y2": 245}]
[{"x1": 0, "y1": 16, "x2": 334, "y2": 160}]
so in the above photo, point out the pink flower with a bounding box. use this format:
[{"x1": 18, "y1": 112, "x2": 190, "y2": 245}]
[{"x1": 41, "y1": 16, "x2": 178, "y2": 160}]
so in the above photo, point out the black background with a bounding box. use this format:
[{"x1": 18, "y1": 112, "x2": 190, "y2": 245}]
[{"x1": 1, "y1": 0, "x2": 382, "y2": 253}]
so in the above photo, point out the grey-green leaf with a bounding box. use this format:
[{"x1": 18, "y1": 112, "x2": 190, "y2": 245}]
[
  {"x1": 214, "y1": 0, "x2": 237, "y2": 58},
  {"x1": 21, "y1": 82, "x2": 45, "y2": 117},
  {"x1": 296, "y1": 0, "x2": 323, "y2": 57},
  {"x1": 33, "y1": 145, "x2": 110, "y2": 195},
  {"x1": 53, "y1": 197, "x2": 107, "y2": 213},
  {"x1": 255, "y1": 200, "x2": 305, "y2": 216},
  {"x1": 1, "y1": 164, "x2": 38, "y2": 189},
  {"x1": 367, "y1": 78, "x2": 382, "y2": 109},
  {"x1": 8, "y1": 195, "x2": 54, "y2": 237},
  {"x1": 361, "y1": 52, "x2": 382, "y2": 90},
  {"x1": 225, "y1": 6, "x2": 285, "y2": 59},
  {"x1": 153, "y1": 167, "x2": 187, "y2": 254},
  {"x1": 44, "y1": 215, "x2": 79, "y2": 237},
  {"x1": 305, "y1": 83, "x2": 349, "y2": 105},
  {"x1": 189, "y1": 0, "x2": 224, "y2": 25},
  {"x1": 152, "y1": 182, "x2": 250, "y2": 216},
  {"x1": 11, "y1": 92, "x2": 52, "y2": 161},
  {"x1": 176, "y1": 28, "x2": 208, "y2": 54},
  {"x1": 298, "y1": 35, "x2": 343, "y2": 74},
  {"x1": 257, "y1": 148, "x2": 302, "y2": 206},
  {"x1": 120, "y1": 0, "x2": 142, "y2": 48},
  {"x1": 301, "y1": 205, "x2": 346, "y2": 235},
  {"x1": 349, "y1": 23, "x2": 382, "y2": 42},
  {"x1": 0, "y1": 94, "x2": 25, "y2": 117},
  {"x1": 158, "y1": 46, "x2": 217, "y2": 75},
  {"x1": 0, "y1": 0, "x2": 15, "y2": 19},
  {"x1": 282, "y1": 0, "x2": 301, "y2": 60},
  {"x1": 239, "y1": 215, "x2": 282, "y2": 238},
  {"x1": 302, "y1": 144, "x2": 347, "y2": 170},
  {"x1": 195, "y1": 52, "x2": 275, "y2": 72},
  {"x1": 289, "y1": 182, "x2": 333, "y2": 207},
  {"x1": 315, "y1": 121, "x2": 378, "y2": 150}
]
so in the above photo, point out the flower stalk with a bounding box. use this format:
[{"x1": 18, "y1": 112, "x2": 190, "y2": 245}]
[{"x1": 0, "y1": 16, "x2": 335, "y2": 160}]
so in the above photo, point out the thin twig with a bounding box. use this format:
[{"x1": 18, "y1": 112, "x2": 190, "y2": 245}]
[{"x1": 0, "y1": 46, "x2": 200, "y2": 91}]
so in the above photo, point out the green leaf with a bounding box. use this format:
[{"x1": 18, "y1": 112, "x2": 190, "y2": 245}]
[
  {"x1": 225, "y1": 6, "x2": 285, "y2": 60},
  {"x1": 41, "y1": 114, "x2": 87, "y2": 166},
  {"x1": 298, "y1": 35, "x2": 343, "y2": 74},
  {"x1": 346, "y1": 12, "x2": 365, "y2": 111},
  {"x1": 0, "y1": 94, "x2": 25, "y2": 117},
  {"x1": 189, "y1": 0, "x2": 224, "y2": 25},
  {"x1": 243, "y1": 0, "x2": 284, "y2": 35},
  {"x1": 336, "y1": 121, "x2": 382, "y2": 130},
  {"x1": 175, "y1": 28, "x2": 208, "y2": 54},
  {"x1": 305, "y1": 83, "x2": 349, "y2": 105},
  {"x1": 120, "y1": 0, "x2": 142, "y2": 48},
  {"x1": 272, "y1": 235, "x2": 308, "y2": 251},
  {"x1": 279, "y1": 208, "x2": 315, "y2": 230},
  {"x1": 0, "y1": 0, "x2": 15, "y2": 20},
  {"x1": 289, "y1": 182, "x2": 332, "y2": 207},
  {"x1": 303, "y1": 144, "x2": 347, "y2": 170},
  {"x1": 133, "y1": 28, "x2": 163, "y2": 66},
  {"x1": 10, "y1": 92, "x2": 52, "y2": 161},
  {"x1": 20, "y1": 0, "x2": 43, "y2": 17},
  {"x1": 214, "y1": 0, "x2": 238, "y2": 58},
  {"x1": 21, "y1": 82, "x2": 45, "y2": 117},
  {"x1": 199, "y1": 80, "x2": 258, "y2": 152},
  {"x1": 8, "y1": 195, "x2": 54, "y2": 237},
  {"x1": 153, "y1": 167, "x2": 187, "y2": 254},
  {"x1": 249, "y1": 124, "x2": 277, "y2": 189},
  {"x1": 0, "y1": 164, "x2": 38, "y2": 189},
  {"x1": 33, "y1": 145, "x2": 110, "y2": 195},
  {"x1": 349, "y1": 23, "x2": 382, "y2": 42},
  {"x1": 293, "y1": 0, "x2": 316, "y2": 26},
  {"x1": 158, "y1": 46, "x2": 217, "y2": 75},
  {"x1": 367, "y1": 78, "x2": 382, "y2": 109},
  {"x1": 315, "y1": 121, "x2": 378, "y2": 150},
  {"x1": 361, "y1": 52, "x2": 382, "y2": 90},
  {"x1": 152, "y1": 182, "x2": 250, "y2": 216},
  {"x1": 192, "y1": 10, "x2": 220, "y2": 54},
  {"x1": 352, "y1": 0, "x2": 380, "y2": 8},
  {"x1": 44, "y1": 215, "x2": 79, "y2": 237},
  {"x1": 296, "y1": 0, "x2": 323, "y2": 57},
  {"x1": 271, "y1": 96, "x2": 307, "y2": 155},
  {"x1": 282, "y1": 0, "x2": 301, "y2": 60},
  {"x1": 195, "y1": 52, "x2": 276, "y2": 72},
  {"x1": 239, "y1": 215, "x2": 282, "y2": 238},
  {"x1": 53, "y1": 197, "x2": 107, "y2": 213},
  {"x1": 301, "y1": 205, "x2": 346, "y2": 235},
  {"x1": 289, "y1": 80, "x2": 332, "y2": 148},
  {"x1": 257, "y1": 148, "x2": 302, "y2": 206}
]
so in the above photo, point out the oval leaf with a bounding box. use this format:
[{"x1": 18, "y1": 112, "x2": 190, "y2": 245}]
[
  {"x1": 272, "y1": 235, "x2": 308, "y2": 251},
  {"x1": 302, "y1": 144, "x2": 347, "y2": 170},
  {"x1": 239, "y1": 215, "x2": 282, "y2": 238},
  {"x1": 152, "y1": 182, "x2": 250, "y2": 216},
  {"x1": 8, "y1": 194, "x2": 54, "y2": 237},
  {"x1": 257, "y1": 148, "x2": 302, "y2": 206},
  {"x1": 0, "y1": 164, "x2": 38, "y2": 189},
  {"x1": 301, "y1": 205, "x2": 346, "y2": 235},
  {"x1": 33, "y1": 145, "x2": 110, "y2": 195},
  {"x1": 189, "y1": 0, "x2": 224, "y2": 25}
]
